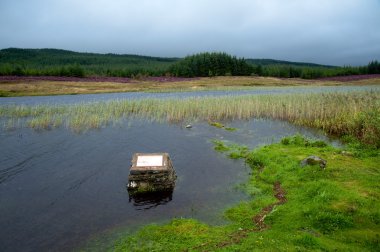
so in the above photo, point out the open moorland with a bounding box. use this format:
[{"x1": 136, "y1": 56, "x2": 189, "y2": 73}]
[{"x1": 1, "y1": 75, "x2": 380, "y2": 97}]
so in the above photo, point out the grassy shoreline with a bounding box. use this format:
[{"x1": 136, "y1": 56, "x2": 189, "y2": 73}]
[
  {"x1": 1, "y1": 76, "x2": 380, "y2": 97},
  {"x1": 109, "y1": 135, "x2": 379, "y2": 251},
  {"x1": 1, "y1": 91, "x2": 379, "y2": 146}
]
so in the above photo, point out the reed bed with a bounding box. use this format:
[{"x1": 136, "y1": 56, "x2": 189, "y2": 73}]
[{"x1": 1, "y1": 91, "x2": 379, "y2": 145}]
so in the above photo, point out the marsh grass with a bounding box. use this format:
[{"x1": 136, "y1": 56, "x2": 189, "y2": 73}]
[
  {"x1": 1, "y1": 91, "x2": 379, "y2": 145},
  {"x1": 3, "y1": 118, "x2": 20, "y2": 130}
]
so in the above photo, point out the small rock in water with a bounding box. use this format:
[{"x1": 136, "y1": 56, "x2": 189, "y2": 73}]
[
  {"x1": 300, "y1": 155, "x2": 327, "y2": 169},
  {"x1": 185, "y1": 124, "x2": 192, "y2": 129}
]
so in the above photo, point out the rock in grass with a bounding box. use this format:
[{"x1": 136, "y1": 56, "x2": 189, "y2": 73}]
[
  {"x1": 341, "y1": 151, "x2": 353, "y2": 156},
  {"x1": 300, "y1": 155, "x2": 327, "y2": 169}
]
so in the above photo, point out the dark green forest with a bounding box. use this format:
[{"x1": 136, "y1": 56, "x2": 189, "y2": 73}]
[
  {"x1": 168, "y1": 52, "x2": 253, "y2": 77},
  {"x1": 0, "y1": 48, "x2": 177, "y2": 77},
  {"x1": 0, "y1": 48, "x2": 379, "y2": 79}
]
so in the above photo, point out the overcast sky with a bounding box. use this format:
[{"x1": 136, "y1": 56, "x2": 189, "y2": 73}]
[{"x1": 0, "y1": 0, "x2": 379, "y2": 65}]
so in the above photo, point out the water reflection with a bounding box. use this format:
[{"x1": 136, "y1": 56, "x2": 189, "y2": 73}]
[{"x1": 128, "y1": 190, "x2": 174, "y2": 210}]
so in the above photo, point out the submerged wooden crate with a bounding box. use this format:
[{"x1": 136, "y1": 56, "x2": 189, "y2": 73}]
[{"x1": 127, "y1": 153, "x2": 176, "y2": 194}]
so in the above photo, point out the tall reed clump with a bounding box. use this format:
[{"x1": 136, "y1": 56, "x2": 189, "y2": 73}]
[{"x1": 0, "y1": 91, "x2": 379, "y2": 146}]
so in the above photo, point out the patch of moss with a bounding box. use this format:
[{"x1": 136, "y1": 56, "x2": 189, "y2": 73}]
[
  {"x1": 212, "y1": 140, "x2": 230, "y2": 152},
  {"x1": 209, "y1": 121, "x2": 225, "y2": 128},
  {"x1": 225, "y1": 127, "x2": 237, "y2": 132},
  {"x1": 209, "y1": 121, "x2": 238, "y2": 132}
]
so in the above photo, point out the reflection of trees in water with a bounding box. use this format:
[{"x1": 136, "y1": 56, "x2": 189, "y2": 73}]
[{"x1": 128, "y1": 190, "x2": 173, "y2": 210}]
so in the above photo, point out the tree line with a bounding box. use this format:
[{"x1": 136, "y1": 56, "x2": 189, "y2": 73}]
[
  {"x1": 168, "y1": 52, "x2": 253, "y2": 77},
  {"x1": 256, "y1": 61, "x2": 380, "y2": 79},
  {"x1": 0, "y1": 48, "x2": 379, "y2": 79},
  {"x1": 0, "y1": 48, "x2": 175, "y2": 78}
]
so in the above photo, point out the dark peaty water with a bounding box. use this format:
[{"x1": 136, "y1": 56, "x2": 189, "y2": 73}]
[{"x1": 0, "y1": 118, "x2": 333, "y2": 251}]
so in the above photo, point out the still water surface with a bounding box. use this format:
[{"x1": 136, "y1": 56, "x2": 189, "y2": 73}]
[
  {"x1": 0, "y1": 118, "x2": 334, "y2": 251},
  {"x1": 1, "y1": 85, "x2": 360, "y2": 251}
]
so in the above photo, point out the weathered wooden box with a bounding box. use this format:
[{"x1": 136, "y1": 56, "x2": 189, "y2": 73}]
[{"x1": 127, "y1": 153, "x2": 176, "y2": 194}]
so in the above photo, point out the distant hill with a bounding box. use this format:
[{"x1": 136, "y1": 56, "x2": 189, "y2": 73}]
[
  {"x1": 0, "y1": 48, "x2": 180, "y2": 77},
  {"x1": 0, "y1": 48, "x2": 334, "y2": 69},
  {"x1": 0, "y1": 48, "x2": 375, "y2": 78},
  {"x1": 0, "y1": 48, "x2": 178, "y2": 67},
  {"x1": 246, "y1": 58, "x2": 336, "y2": 68}
]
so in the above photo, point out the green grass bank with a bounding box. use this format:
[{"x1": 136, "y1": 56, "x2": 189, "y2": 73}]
[{"x1": 110, "y1": 135, "x2": 379, "y2": 251}]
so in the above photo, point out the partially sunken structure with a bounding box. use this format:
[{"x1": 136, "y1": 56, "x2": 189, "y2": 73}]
[{"x1": 127, "y1": 153, "x2": 176, "y2": 194}]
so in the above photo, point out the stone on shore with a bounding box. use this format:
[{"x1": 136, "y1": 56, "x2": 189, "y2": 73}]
[{"x1": 300, "y1": 155, "x2": 327, "y2": 169}]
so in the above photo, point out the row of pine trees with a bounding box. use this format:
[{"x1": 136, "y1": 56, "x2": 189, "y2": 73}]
[
  {"x1": 0, "y1": 49, "x2": 379, "y2": 78},
  {"x1": 168, "y1": 52, "x2": 253, "y2": 77}
]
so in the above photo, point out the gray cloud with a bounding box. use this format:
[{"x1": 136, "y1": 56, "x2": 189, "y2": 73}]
[{"x1": 1, "y1": 0, "x2": 379, "y2": 65}]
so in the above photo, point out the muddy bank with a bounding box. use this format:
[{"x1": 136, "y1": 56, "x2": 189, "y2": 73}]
[
  {"x1": 318, "y1": 74, "x2": 380, "y2": 82},
  {"x1": 252, "y1": 181, "x2": 287, "y2": 230}
]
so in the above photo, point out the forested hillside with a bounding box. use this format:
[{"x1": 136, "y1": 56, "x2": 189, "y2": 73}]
[
  {"x1": 1, "y1": 48, "x2": 379, "y2": 79},
  {"x1": 0, "y1": 48, "x2": 178, "y2": 77},
  {"x1": 168, "y1": 52, "x2": 253, "y2": 77},
  {"x1": 246, "y1": 58, "x2": 334, "y2": 67}
]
